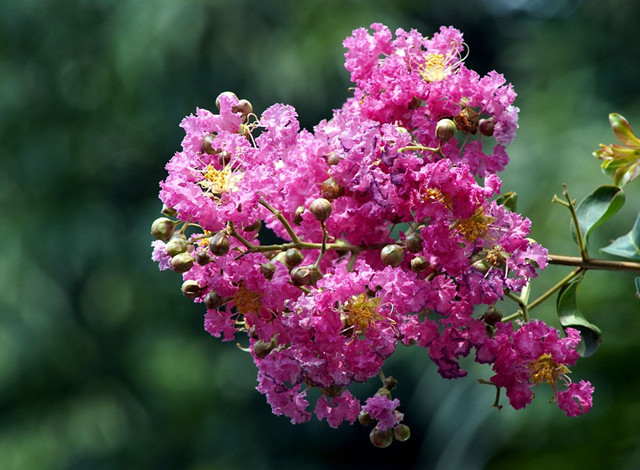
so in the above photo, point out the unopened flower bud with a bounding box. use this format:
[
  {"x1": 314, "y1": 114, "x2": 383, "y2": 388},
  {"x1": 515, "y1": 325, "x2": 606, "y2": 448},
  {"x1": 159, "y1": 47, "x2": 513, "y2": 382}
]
[
  {"x1": 166, "y1": 236, "x2": 188, "y2": 256},
  {"x1": 410, "y1": 255, "x2": 429, "y2": 273},
  {"x1": 482, "y1": 307, "x2": 503, "y2": 326},
  {"x1": 393, "y1": 424, "x2": 411, "y2": 442},
  {"x1": 238, "y1": 123, "x2": 252, "y2": 140},
  {"x1": 215, "y1": 91, "x2": 237, "y2": 109},
  {"x1": 181, "y1": 280, "x2": 203, "y2": 299},
  {"x1": 253, "y1": 339, "x2": 275, "y2": 359},
  {"x1": 326, "y1": 153, "x2": 340, "y2": 166},
  {"x1": 404, "y1": 232, "x2": 423, "y2": 253},
  {"x1": 161, "y1": 205, "x2": 177, "y2": 217},
  {"x1": 260, "y1": 262, "x2": 276, "y2": 280},
  {"x1": 293, "y1": 206, "x2": 305, "y2": 225},
  {"x1": 309, "y1": 198, "x2": 332, "y2": 222},
  {"x1": 307, "y1": 265, "x2": 323, "y2": 285},
  {"x1": 218, "y1": 150, "x2": 231, "y2": 166},
  {"x1": 376, "y1": 387, "x2": 393, "y2": 399},
  {"x1": 369, "y1": 427, "x2": 394, "y2": 448},
  {"x1": 408, "y1": 96, "x2": 422, "y2": 110},
  {"x1": 381, "y1": 244, "x2": 404, "y2": 267},
  {"x1": 479, "y1": 118, "x2": 495, "y2": 137},
  {"x1": 232, "y1": 99, "x2": 253, "y2": 116},
  {"x1": 284, "y1": 248, "x2": 304, "y2": 267},
  {"x1": 195, "y1": 250, "x2": 211, "y2": 266},
  {"x1": 358, "y1": 411, "x2": 374, "y2": 426},
  {"x1": 435, "y1": 118, "x2": 457, "y2": 142},
  {"x1": 243, "y1": 220, "x2": 262, "y2": 232},
  {"x1": 204, "y1": 290, "x2": 224, "y2": 309},
  {"x1": 151, "y1": 217, "x2": 177, "y2": 242},
  {"x1": 171, "y1": 253, "x2": 195, "y2": 273},
  {"x1": 201, "y1": 134, "x2": 220, "y2": 154},
  {"x1": 209, "y1": 232, "x2": 230, "y2": 256},
  {"x1": 321, "y1": 177, "x2": 345, "y2": 200},
  {"x1": 291, "y1": 266, "x2": 312, "y2": 286}
]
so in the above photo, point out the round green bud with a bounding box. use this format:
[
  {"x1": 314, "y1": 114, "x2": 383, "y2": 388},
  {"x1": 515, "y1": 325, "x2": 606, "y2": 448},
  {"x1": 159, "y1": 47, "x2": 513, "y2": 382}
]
[
  {"x1": 435, "y1": 118, "x2": 457, "y2": 142},
  {"x1": 408, "y1": 96, "x2": 422, "y2": 110},
  {"x1": 393, "y1": 424, "x2": 411, "y2": 442},
  {"x1": 482, "y1": 307, "x2": 502, "y2": 326},
  {"x1": 161, "y1": 205, "x2": 177, "y2": 218},
  {"x1": 195, "y1": 250, "x2": 211, "y2": 266},
  {"x1": 309, "y1": 198, "x2": 333, "y2": 222},
  {"x1": 284, "y1": 248, "x2": 304, "y2": 268},
  {"x1": 232, "y1": 99, "x2": 253, "y2": 116},
  {"x1": 205, "y1": 290, "x2": 224, "y2": 309},
  {"x1": 218, "y1": 150, "x2": 231, "y2": 166},
  {"x1": 307, "y1": 265, "x2": 323, "y2": 285},
  {"x1": 151, "y1": 217, "x2": 177, "y2": 242},
  {"x1": 326, "y1": 153, "x2": 340, "y2": 166},
  {"x1": 369, "y1": 427, "x2": 394, "y2": 448},
  {"x1": 404, "y1": 232, "x2": 423, "y2": 253},
  {"x1": 181, "y1": 280, "x2": 203, "y2": 299},
  {"x1": 290, "y1": 266, "x2": 312, "y2": 286},
  {"x1": 293, "y1": 206, "x2": 305, "y2": 225},
  {"x1": 260, "y1": 262, "x2": 276, "y2": 280},
  {"x1": 201, "y1": 134, "x2": 220, "y2": 154},
  {"x1": 171, "y1": 253, "x2": 195, "y2": 273},
  {"x1": 243, "y1": 219, "x2": 262, "y2": 232},
  {"x1": 215, "y1": 91, "x2": 237, "y2": 110},
  {"x1": 166, "y1": 236, "x2": 188, "y2": 256},
  {"x1": 209, "y1": 232, "x2": 230, "y2": 256},
  {"x1": 253, "y1": 339, "x2": 275, "y2": 359},
  {"x1": 479, "y1": 118, "x2": 495, "y2": 137},
  {"x1": 358, "y1": 411, "x2": 374, "y2": 426},
  {"x1": 381, "y1": 244, "x2": 404, "y2": 267},
  {"x1": 410, "y1": 255, "x2": 429, "y2": 273}
]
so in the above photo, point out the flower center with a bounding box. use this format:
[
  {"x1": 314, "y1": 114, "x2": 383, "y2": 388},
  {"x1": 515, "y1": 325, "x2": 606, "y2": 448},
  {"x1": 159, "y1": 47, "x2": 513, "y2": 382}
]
[
  {"x1": 454, "y1": 208, "x2": 495, "y2": 242},
  {"x1": 344, "y1": 294, "x2": 382, "y2": 332},
  {"x1": 423, "y1": 187, "x2": 451, "y2": 207},
  {"x1": 234, "y1": 284, "x2": 262, "y2": 315},
  {"x1": 528, "y1": 353, "x2": 570, "y2": 385},
  {"x1": 199, "y1": 165, "x2": 241, "y2": 196}
]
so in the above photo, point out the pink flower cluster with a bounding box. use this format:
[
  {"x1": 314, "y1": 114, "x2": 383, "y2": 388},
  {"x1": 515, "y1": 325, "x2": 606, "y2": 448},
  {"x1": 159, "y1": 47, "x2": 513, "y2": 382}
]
[{"x1": 151, "y1": 24, "x2": 593, "y2": 444}]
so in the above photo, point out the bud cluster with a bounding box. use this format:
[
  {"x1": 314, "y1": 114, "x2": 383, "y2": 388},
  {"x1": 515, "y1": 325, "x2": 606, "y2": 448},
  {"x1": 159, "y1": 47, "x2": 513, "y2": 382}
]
[{"x1": 150, "y1": 23, "x2": 594, "y2": 446}]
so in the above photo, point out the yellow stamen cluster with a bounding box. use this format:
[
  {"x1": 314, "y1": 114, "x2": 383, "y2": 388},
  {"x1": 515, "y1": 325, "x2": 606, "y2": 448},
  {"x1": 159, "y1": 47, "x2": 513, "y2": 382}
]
[
  {"x1": 423, "y1": 187, "x2": 451, "y2": 207},
  {"x1": 420, "y1": 53, "x2": 449, "y2": 82},
  {"x1": 455, "y1": 208, "x2": 495, "y2": 242},
  {"x1": 233, "y1": 284, "x2": 262, "y2": 315},
  {"x1": 344, "y1": 294, "x2": 382, "y2": 332},
  {"x1": 199, "y1": 165, "x2": 241, "y2": 196},
  {"x1": 528, "y1": 353, "x2": 570, "y2": 385}
]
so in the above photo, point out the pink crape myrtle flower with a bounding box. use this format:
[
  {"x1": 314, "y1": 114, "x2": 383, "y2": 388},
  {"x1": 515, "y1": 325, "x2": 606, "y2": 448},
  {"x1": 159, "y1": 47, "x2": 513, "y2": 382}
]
[
  {"x1": 151, "y1": 23, "x2": 594, "y2": 446},
  {"x1": 490, "y1": 320, "x2": 594, "y2": 416}
]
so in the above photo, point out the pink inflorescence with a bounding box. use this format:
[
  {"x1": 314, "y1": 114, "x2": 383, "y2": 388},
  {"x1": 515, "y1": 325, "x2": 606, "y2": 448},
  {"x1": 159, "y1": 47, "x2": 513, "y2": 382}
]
[{"x1": 151, "y1": 24, "x2": 593, "y2": 445}]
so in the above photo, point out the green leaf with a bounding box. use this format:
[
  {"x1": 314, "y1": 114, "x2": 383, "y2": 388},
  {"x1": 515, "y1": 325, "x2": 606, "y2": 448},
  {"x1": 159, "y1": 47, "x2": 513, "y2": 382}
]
[
  {"x1": 610, "y1": 113, "x2": 640, "y2": 149},
  {"x1": 601, "y1": 210, "x2": 640, "y2": 260},
  {"x1": 556, "y1": 274, "x2": 602, "y2": 358},
  {"x1": 635, "y1": 277, "x2": 640, "y2": 300},
  {"x1": 571, "y1": 185, "x2": 625, "y2": 247},
  {"x1": 495, "y1": 191, "x2": 517, "y2": 212}
]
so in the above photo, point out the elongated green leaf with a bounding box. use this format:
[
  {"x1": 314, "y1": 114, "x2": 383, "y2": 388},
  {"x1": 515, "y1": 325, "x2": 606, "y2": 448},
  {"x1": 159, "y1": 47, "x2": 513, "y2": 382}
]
[
  {"x1": 600, "y1": 210, "x2": 640, "y2": 261},
  {"x1": 635, "y1": 277, "x2": 640, "y2": 300},
  {"x1": 571, "y1": 185, "x2": 625, "y2": 247},
  {"x1": 556, "y1": 275, "x2": 602, "y2": 358}
]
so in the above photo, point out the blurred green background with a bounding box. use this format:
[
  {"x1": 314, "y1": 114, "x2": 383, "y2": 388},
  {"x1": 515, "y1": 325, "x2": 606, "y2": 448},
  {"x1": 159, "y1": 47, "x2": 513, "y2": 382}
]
[{"x1": 1, "y1": 0, "x2": 640, "y2": 468}]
